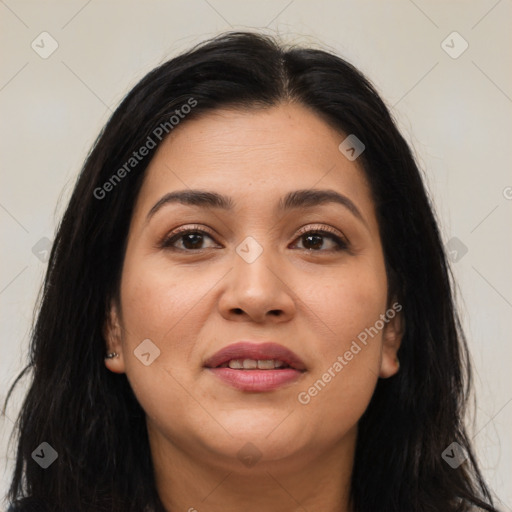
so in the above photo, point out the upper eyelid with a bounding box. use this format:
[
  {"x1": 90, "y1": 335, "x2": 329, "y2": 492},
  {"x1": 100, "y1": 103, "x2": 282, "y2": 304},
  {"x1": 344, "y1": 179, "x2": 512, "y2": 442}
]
[
  {"x1": 166, "y1": 223, "x2": 345, "y2": 238},
  {"x1": 295, "y1": 224, "x2": 345, "y2": 238}
]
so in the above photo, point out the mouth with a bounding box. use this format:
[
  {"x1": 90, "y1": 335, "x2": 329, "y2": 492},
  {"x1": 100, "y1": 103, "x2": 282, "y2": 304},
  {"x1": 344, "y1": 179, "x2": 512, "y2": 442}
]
[
  {"x1": 204, "y1": 341, "x2": 306, "y2": 370},
  {"x1": 216, "y1": 359, "x2": 294, "y2": 369},
  {"x1": 203, "y1": 341, "x2": 306, "y2": 392}
]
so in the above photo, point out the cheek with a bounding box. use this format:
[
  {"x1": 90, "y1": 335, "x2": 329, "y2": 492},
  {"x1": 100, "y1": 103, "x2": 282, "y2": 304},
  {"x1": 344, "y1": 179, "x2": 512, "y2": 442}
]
[
  {"x1": 116, "y1": 253, "x2": 193, "y2": 387},
  {"x1": 295, "y1": 262, "x2": 387, "y2": 430},
  {"x1": 117, "y1": 259, "x2": 211, "y2": 438},
  {"x1": 316, "y1": 262, "x2": 388, "y2": 351},
  {"x1": 119, "y1": 255, "x2": 200, "y2": 344}
]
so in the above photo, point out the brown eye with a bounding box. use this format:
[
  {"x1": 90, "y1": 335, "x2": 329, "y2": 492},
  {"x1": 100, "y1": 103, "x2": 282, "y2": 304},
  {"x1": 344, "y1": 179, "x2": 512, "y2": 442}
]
[
  {"x1": 160, "y1": 229, "x2": 218, "y2": 251},
  {"x1": 293, "y1": 227, "x2": 348, "y2": 252}
]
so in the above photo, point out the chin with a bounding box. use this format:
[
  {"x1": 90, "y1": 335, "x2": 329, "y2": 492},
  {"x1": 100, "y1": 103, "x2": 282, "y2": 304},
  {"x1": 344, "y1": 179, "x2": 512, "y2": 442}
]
[{"x1": 216, "y1": 408, "x2": 297, "y2": 436}]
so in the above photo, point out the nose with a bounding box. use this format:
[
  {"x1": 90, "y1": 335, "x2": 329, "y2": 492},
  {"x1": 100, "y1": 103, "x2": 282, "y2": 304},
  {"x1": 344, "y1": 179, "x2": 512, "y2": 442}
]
[{"x1": 217, "y1": 240, "x2": 296, "y2": 324}]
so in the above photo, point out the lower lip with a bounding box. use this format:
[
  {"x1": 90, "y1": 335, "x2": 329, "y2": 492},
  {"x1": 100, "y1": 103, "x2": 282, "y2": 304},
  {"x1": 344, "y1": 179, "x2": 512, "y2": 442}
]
[{"x1": 206, "y1": 368, "x2": 304, "y2": 392}]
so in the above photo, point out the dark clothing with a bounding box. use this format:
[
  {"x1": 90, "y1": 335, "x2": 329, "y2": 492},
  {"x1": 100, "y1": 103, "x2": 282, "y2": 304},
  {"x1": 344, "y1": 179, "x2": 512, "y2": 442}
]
[{"x1": 6, "y1": 499, "x2": 48, "y2": 512}]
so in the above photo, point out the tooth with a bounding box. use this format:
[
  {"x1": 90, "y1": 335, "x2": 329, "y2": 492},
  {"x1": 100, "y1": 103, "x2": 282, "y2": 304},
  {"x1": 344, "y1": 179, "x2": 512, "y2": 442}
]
[
  {"x1": 257, "y1": 359, "x2": 276, "y2": 369},
  {"x1": 223, "y1": 359, "x2": 289, "y2": 369}
]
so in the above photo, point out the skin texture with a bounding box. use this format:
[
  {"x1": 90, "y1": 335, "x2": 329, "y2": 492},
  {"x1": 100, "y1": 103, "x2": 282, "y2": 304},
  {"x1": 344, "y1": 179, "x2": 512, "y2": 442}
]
[{"x1": 104, "y1": 102, "x2": 403, "y2": 512}]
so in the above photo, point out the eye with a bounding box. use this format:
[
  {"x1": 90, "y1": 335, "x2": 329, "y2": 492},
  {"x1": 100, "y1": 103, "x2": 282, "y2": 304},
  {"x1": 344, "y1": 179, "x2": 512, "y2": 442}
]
[
  {"x1": 159, "y1": 224, "x2": 349, "y2": 253},
  {"x1": 159, "y1": 225, "x2": 219, "y2": 251},
  {"x1": 291, "y1": 225, "x2": 348, "y2": 252}
]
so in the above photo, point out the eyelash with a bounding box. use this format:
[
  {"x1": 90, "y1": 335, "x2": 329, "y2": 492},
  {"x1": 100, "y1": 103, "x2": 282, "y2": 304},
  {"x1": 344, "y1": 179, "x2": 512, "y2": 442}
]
[{"x1": 158, "y1": 224, "x2": 349, "y2": 253}]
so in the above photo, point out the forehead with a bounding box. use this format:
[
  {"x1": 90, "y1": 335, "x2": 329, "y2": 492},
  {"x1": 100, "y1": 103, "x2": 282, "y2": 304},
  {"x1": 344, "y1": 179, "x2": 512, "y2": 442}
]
[{"x1": 133, "y1": 102, "x2": 375, "y2": 220}]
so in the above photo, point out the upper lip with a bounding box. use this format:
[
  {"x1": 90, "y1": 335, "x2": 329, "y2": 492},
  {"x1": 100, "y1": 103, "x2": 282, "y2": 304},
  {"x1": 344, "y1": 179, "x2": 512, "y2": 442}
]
[{"x1": 204, "y1": 341, "x2": 306, "y2": 371}]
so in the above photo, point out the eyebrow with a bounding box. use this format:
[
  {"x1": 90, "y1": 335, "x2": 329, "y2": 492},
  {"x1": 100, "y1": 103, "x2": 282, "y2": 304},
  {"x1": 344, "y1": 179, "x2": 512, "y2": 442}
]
[{"x1": 145, "y1": 188, "x2": 368, "y2": 227}]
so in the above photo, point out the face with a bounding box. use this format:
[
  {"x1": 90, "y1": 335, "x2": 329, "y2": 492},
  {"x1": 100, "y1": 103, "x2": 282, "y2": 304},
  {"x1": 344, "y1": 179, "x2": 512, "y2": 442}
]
[{"x1": 105, "y1": 102, "x2": 402, "y2": 472}]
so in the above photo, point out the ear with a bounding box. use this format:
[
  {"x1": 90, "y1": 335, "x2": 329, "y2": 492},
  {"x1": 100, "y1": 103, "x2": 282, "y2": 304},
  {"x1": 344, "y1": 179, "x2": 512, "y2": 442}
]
[
  {"x1": 379, "y1": 300, "x2": 404, "y2": 378},
  {"x1": 103, "y1": 300, "x2": 126, "y2": 374}
]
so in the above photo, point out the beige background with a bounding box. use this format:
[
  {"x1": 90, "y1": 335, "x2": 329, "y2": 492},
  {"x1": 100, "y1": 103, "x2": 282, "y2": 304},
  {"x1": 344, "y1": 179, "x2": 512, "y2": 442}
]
[{"x1": 1, "y1": 1, "x2": 511, "y2": 510}]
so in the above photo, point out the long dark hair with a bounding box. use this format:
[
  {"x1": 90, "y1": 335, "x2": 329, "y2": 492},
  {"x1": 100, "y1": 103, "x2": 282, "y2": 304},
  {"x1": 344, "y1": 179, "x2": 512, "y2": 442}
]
[{"x1": 3, "y1": 31, "x2": 497, "y2": 512}]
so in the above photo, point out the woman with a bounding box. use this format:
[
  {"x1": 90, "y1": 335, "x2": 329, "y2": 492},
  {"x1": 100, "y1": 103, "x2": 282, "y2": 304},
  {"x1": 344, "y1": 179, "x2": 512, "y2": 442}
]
[{"x1": 3, "y1": 31, "x2": 498, "y2": 511}]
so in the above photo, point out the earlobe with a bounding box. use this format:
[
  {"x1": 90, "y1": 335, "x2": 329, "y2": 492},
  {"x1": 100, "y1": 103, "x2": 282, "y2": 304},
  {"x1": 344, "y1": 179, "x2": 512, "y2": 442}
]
[
  {"x1": 103, "y1": 302, "x2": 126, "y2": 374},
  {"x1": 379, "y1": 353, "x2": 400, "y2": 378},
  {"x1": 379, "y1": 302, "x2": 404, "y2": 378}
]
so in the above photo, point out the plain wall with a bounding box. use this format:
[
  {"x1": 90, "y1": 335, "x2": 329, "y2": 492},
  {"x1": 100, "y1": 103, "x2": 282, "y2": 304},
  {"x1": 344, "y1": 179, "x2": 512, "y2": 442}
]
[{"x1": 1, "y1": 1, "x2": 511, "y2": 510}]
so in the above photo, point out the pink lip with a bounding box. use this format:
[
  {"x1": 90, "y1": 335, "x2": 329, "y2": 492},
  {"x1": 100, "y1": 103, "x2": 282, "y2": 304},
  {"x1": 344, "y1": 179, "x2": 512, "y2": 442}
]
[
  {"x1": 207, "y1": 367, "x2": 304, "y2": 392},
  {"x1": 203, "y1": 341, "x2": 307, "y2": 392}
]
